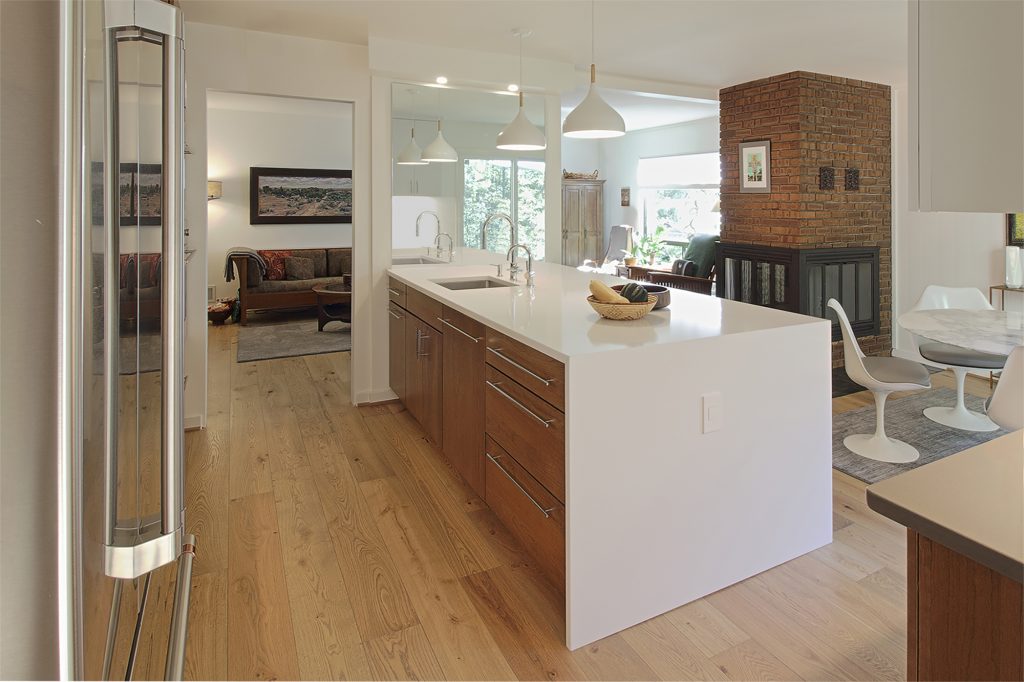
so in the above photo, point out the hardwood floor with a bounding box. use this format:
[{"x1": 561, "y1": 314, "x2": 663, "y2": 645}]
[{"x1": 156, "y1": 324, "x2": 993, "y2": 681}]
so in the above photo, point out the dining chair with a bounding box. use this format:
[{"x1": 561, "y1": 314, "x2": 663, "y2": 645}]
[
  {"x1": 908, "y1": 285, "x2": 1007, "y2": 432},
  {"x1": 829, "y1": 299, "x2": 932, "y2": 463},
  {"x1": 986, "y1": 345, "x2": 1023, "y2": 431}
]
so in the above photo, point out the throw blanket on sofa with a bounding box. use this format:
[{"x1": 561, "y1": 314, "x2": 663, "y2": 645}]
[{"x1": 224, "y1": 247, "x2": 267, "y2": 283}]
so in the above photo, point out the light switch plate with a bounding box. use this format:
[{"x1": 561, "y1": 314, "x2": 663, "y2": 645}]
[{"x1": 701, "y1": 392, "x2": 723, "y2": 433}]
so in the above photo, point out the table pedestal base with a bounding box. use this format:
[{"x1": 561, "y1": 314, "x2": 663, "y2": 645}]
[
  {"x1": 844, "y1": 433, "x2": 921, "y2": 463},
  {"x1": 923, "y1": 405, "x2": 999, "y2": 432}
]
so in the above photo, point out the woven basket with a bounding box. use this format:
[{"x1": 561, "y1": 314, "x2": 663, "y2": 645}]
[{"x1": 587, "y1": 294, "x2": 657, "y2": 321}]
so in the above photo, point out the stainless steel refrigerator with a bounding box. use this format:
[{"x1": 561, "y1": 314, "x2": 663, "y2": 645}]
[{"x1": 58, "y1": 0, "x2": 194, "y2": 677}]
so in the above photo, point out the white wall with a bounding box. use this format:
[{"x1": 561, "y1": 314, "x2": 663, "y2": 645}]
[
  {"x1": 184, "y1": 22, "x2": 371, "y2": 420},
  {"x1": 207, "y1": 98, "x2": 354, "y2": 299},
  {"x1": 392, "y1": 196, "x2": 456, "y2": 249},
  {"x1": 597, "y1": 117, "x2": 720, "y2": 243},
  {"x1": 890, "y1": 85, "x2": 1014, "y2": 358}
]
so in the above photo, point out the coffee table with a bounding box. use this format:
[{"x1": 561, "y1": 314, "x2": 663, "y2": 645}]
[{"x1": 312, "y1": 281, "x2": 352, "y2": 331}]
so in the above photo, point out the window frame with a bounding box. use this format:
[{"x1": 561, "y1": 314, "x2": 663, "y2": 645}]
[
  {"x1": 637, "y1": 152, "x2": 722, "y2": 254},
  {"x1": 458, "y1": 152, "x2": 545, "y2": 253}
]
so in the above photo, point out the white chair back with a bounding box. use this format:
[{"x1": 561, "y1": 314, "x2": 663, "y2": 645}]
[
  {"x1": 912, "y1": 285, "x2": 994, "y2": 312},
  {"x1": 603, "y1": 225, "x2": 633, "y2": 265},
  {"x1": 828, "y1": 299, "x2": 872, "y2": 387},
  {"x1": 988, "y1": 346, "x2": 1024, "y2": 431}
]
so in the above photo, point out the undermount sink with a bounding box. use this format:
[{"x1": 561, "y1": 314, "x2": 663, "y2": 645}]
[
  {"x1": 392, "y1": 255, "x2": 445, "y2": 265},
  {"x1": 433, "y1": 277, "x2": 517, "y2": 290}
]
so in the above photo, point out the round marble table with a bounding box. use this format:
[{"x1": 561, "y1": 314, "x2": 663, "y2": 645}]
[{"x1": 898, "y1": 308, "x2": 1022, "y2": 431}]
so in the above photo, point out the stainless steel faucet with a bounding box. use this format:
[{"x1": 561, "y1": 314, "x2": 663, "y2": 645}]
[
  {"x1": 434, "y1": 232, "x2": 454, "y2": 261},
  {"x1": 416, "y1": 210, "x2": 440, "y2": 239},
  {"x1": 506, "y1": 244, "x2": 535, "y2": 287},
  {"x1": 481, "y1": 212, "x2": 515, "y2": 252}
]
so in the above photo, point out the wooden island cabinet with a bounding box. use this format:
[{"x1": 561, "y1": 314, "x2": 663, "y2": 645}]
[{"x1": 386, "y1": 276, "x2": 567, "y2": 592}]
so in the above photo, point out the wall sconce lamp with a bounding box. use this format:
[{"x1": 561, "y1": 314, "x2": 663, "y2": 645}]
[{"x1": 207, "y1": 180, "x2": 223, "y2": 201}]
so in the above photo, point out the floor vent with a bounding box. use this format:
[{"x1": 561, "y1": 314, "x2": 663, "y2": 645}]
[{"x1": 207, "y1": 286, "x2": 216, "y2": 303}]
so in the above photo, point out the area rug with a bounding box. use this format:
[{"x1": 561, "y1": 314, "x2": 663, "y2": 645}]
[
  {"x1": 833, "y1": 387, "x2": 1008, "y2": 484},
  {"x1": 237, "y1": 315, "x2": 351, "y2": 362}
]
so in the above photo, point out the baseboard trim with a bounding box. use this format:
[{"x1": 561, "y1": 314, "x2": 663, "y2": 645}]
[{"x1": 355, "y1": 389, "x2": 398, "y2": 406}]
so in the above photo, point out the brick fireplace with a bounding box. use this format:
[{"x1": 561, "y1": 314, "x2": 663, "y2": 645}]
[{"x1": 718, "y1": 71, "x2": 891, "y2": 366}]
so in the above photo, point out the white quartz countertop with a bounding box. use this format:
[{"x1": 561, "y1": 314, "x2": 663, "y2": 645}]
[{"x1": 389, "y1": 248, "x2": 827, "y2": 361}]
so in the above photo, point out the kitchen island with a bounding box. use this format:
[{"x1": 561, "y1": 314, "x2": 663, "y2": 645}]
[{"x1": 387, "y1": 248, "x2": 833, "y2": 649}]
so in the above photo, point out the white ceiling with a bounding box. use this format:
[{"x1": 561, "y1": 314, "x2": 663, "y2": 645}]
[
  {"x1": 179, "y1": 0, "x2": 909, "y2": 88},
  {"x1": 560, "y1": 87, "x2": 718, "y2": 130}
]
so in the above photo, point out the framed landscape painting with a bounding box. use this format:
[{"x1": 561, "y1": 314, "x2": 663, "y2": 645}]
[
  {"x1": 1008, "y1": 213, "x2": 1024, "y2": 247},
  {"x1": 250, "y1": 167, "x2": 353, "y2": 225},
  {"x1": 739, "y1": 140, "x2": 771, "y2": 193}
]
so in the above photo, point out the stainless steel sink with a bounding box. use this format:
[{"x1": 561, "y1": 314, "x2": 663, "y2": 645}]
[
  {"x1": 392, "y1": 256, "x2": 445, "y2": 265},
  {"x1": 432, "y1": 277, "x2": 517, "y2": 290}
]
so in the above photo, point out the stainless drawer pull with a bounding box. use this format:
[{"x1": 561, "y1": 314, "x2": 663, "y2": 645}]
[
  {"x1": 416, "y1": 328, "x2": 430, "y2": 358},
  {"x1": 437, "y1": 317, "x2": 481, "y2": 342},
  {"x1": 388, "y1": 308, "x2": 403, "y2": 320},
  {"x1": 388, "y1": 287, "x2": 403, "y2": 297},
  {"x1": 486, "y1": 452, "x2": 554, "y2": 518},
  {"x1": 487, "y1": 347, "x2": 554, "y2": 386},
  {"x1": 486, "y1": 380, "x2": 554, "y2": 428}
]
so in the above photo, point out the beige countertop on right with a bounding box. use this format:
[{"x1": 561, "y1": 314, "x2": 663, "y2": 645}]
[{"x1": 867, "y1": 430, "x2": 1024, "y2": 582}]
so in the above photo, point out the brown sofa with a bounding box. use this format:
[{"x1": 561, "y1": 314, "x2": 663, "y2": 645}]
[{"x1": 230, "y1": 247, "x2": 351, "y2": 324}]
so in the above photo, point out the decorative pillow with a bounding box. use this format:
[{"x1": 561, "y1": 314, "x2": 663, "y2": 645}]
[
  {"x1": 259, "y1": 249, "x2": 293, "y2": 281},
  {"x1": 327, "y1": 248, "x2": 351, "y2": 277},
  {"x1": 295, "y1": 249, "x2": 328, "y2": 278},
  {"x1": 284, "y1": 256, "x2": 314, "y2": 281},
  {"x1": 672, "y1": 259, "x2": 697, "y2": 277},
  {"x1": 137, "y1": 253, "x2": 161, "y2": 288}
]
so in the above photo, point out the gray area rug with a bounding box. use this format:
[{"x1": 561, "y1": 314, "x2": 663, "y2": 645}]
[
  {"x1": 237, "y1": 315, "x2": 351, "y2": 363},
  {"x1": 833, "y1": 387, "x2": 1008, "y2": 484}
]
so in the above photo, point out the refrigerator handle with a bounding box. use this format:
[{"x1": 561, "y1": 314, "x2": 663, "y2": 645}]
[
  {"x1": 102, "y1": 4, "x2": 186, "y2": 582},
  {"x1": 164, "y1": 535, "x2": 196, "y2": 681}
]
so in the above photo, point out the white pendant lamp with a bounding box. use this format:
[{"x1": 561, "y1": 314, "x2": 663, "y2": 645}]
[
  {"x1": 396, "y1": 123, "x2": 427, "y2": 165},
  {"x1": 422, "y1": 120, "x2": 457, "y2": 162},
  {"x1": 497, "y1": 30, "x2": 546, "y2": 151},
  {"x1": 562, "y1": 1, "x2": 625, "y2": 139}
]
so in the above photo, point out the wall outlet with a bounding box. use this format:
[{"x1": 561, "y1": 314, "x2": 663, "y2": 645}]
[{"x1": 701, "y1": 392, "x2": 723, "y2": 434}]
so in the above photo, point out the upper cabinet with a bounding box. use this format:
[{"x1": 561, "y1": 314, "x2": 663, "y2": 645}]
[{"x1": 909, "y1": 0, "x2": 1024, "y2": 213}]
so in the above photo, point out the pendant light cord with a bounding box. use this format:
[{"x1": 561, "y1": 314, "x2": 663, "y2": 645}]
[{"x1": 591, "y1": 0, "x2": 595, "y2": 66}]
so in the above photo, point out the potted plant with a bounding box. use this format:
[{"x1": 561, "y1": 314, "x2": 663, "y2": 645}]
[
  {"x1": 622, "y1": 233, "x2": 639, "y2": 266},
  {"x1": 635, "y1": 225, "x2": 670, "y2": 266}
]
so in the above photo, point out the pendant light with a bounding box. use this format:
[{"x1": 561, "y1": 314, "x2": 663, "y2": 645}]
[
  {"x1": 497, "y1": 29, "x2": 546, "y2": 151},
  {"x1": 396, "y1": 121, "x2": 427, "y2": 165},
  {"x1": 422, "y1": 88, "x2": 458, "y2": 162},
  {"x1": 562, "y1": 0, "x2": 625, "y2": 139}
]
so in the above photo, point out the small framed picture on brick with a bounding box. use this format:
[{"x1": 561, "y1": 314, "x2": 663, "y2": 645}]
[{"x1": 739, "y1": 140, "x2": 771, "y2": 194}]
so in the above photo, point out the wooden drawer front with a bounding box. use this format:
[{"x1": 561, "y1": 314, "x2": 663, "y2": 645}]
[
  {"x1": 438, "y1": 305, "x2": 484, "y2": 342},
  {"x1": 485, "y1": 437, "x2": 565, "y2": 592},
  {"x1": 387, "y1": 277, "x2": 407, "y2": 308},
  {"x1": 485, "y1": 365, "x2": 565, "y2": 502},
  {"x1": 485, "y1": 329, "x2": 565, "y2": 411},
  {"x1": 407, "y1": 288, "x2": 443, "y2": 331}
]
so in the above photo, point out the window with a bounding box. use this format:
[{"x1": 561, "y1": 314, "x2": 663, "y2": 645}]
[
  {"x1": 637, "y1": 152, "x2": 720, "y2": 261},
  {"x1": 462, "y1": 158, "x2": 546, "y2": 260}
]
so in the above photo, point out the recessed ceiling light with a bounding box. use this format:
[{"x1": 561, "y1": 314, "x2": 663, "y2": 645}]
[
  {"x1": 507, "y1": 84, "x2": 519, "y2": 92},
  {"x1": 435, "y1": 76, "x2": 448, "y2": 85}
]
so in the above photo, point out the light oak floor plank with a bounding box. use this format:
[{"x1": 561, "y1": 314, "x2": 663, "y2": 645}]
[{"x1": 227, "y1": 492, "x2": 300, "y2": 681}]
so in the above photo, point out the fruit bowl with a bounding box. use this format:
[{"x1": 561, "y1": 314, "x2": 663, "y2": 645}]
[
  {"x1": 612, "y1": 283, "x2": 671, "y2": 309},
  {"x1": 587, "y1": 294, "x2": 657, "y2": 321}
]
